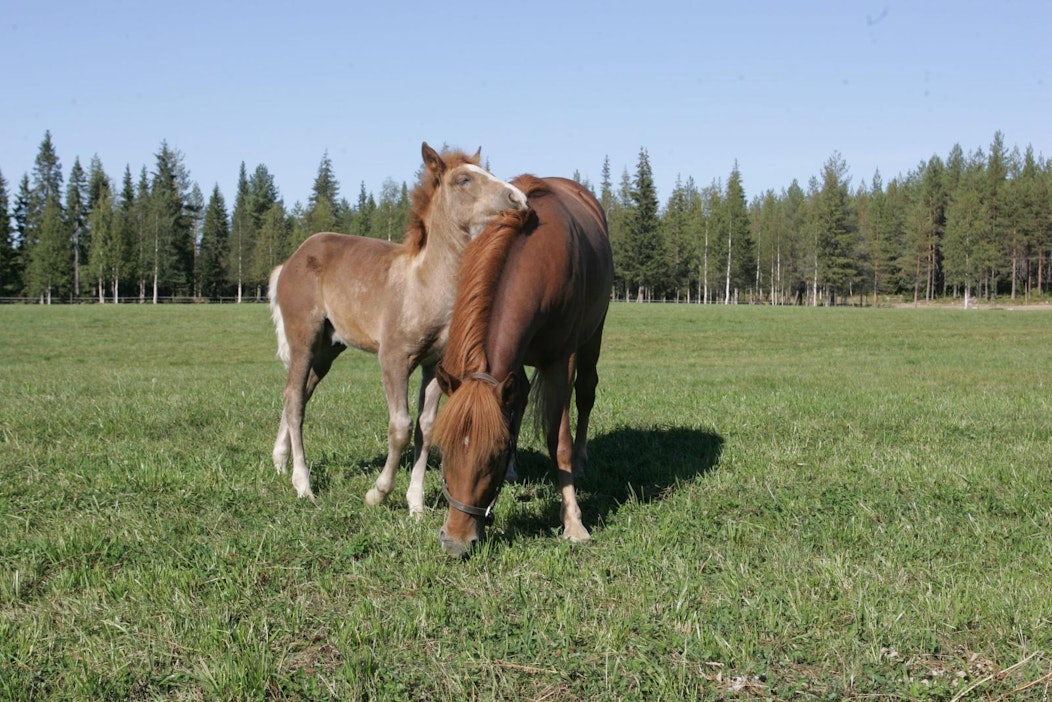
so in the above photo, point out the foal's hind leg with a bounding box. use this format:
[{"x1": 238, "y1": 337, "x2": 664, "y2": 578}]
[
  {"x1": 277, "y1": 342, "x2": 340, "y2": 499},
  {"x1": 405, "y1": 365, "x2": 442, "y2": 516},
  {"x1": 280, "y1": 352, "x2": 315, "y2": 499}
]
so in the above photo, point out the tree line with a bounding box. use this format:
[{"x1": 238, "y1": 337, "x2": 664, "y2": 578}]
[{"x1": 1, "y1": 130, "x2": 1048, "y2": 305}]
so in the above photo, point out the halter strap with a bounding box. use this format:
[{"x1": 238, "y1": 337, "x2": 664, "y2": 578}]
[
  {"x1": 470, "y1": 371, "x2": 500, "y2": 385},
  {"x1": 442, "y1": 477, "x2": 498, "y2": 524}
]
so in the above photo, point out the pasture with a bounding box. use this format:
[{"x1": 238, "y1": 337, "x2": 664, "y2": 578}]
[{"x1": 0, "y1": 303, "x2": 1049, "y2": 700}]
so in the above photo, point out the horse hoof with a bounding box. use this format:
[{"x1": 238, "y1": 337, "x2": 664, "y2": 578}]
[
  {"x1": 562, "y1": 524, "x2": 591, "y2": 543},
  {"x1": 365, "y1": 488, "x2": 386, "y2": 507}
]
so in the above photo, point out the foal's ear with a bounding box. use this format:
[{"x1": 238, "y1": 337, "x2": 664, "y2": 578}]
[
  {"x1": 471, "y1": 146, "x2": 482, "y2": 165},
  {"x1": 422, "y1": 142, "x2": 446, "y2": 177},
  {"x1": 436, "y1": 364, "x2": 460, "y2": 395}
]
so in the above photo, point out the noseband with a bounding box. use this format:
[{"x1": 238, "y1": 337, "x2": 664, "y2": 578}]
[
  {"x1": 442, "y1": 477, "x2": 497, "y2": 525},
  {"x1": 440, "y1": 370, "x2": 505, "y2": 524}
]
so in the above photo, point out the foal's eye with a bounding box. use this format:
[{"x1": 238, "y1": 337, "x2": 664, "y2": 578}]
[{"x1": 456, "y1": 175, "x2": 472, "y2": 187}]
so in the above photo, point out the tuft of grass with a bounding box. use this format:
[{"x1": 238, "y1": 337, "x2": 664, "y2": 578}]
[{"x1": 1, "y1": 303, "x2": 1049, "y2": 699}]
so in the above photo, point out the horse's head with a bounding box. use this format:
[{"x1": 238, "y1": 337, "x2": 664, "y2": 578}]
[
  {"x1": 433, "y1": 369, "x2": 523, "y2": 557},
  {"x1": 420, "y1": 142, "x2": 528, "y2": 242}
]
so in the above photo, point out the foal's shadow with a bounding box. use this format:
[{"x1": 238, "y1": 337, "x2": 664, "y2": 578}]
[
  {"x1": 299, "y1": 451, "x2": 391, "y2": 497},
  {"x1": 498, "y1": 425, "x2": 724, "y2": 542}
]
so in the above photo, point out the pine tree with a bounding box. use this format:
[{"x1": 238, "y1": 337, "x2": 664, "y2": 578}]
[
  {"x1": 131, "y1": 167, "x2": 151, "y2": 301},
  {"x1": 985, "y1": 132, "x2": 1011, "y2": 297},
  {"x1": 814, "y1": 153, "x2": 857, "y2": 304},
  {"x1": 752, "y1": 189, "x2": 783, "y2": 303},
  {"x1": 197, "y1": 186, "x2": 230, "y2": 299},
  {"x1": 306, "y1": 152, "x2": 340, "y2": 234},
  {"x1": 0, "y1": 169, "x2": 19, "y2": 296},
  {"x1": 24, "y1": 195, "x2": 70, "y2": 303},
  {"x1": 722, "y1": 164, "x2": 754, "y2": 303},
  {"x1": 663, "y1": 176, "x2": 702, "y2": 301},
  {"x1": 249, "y1": 202, "x2": 289, "y2": 296},
  {"x1": 861, "y1": 171, "x2": 892, "y2": 304},
  {"x1": 30, "y1": 131, "x2": 64, "y2": 214},
  {"x1": 375, "y1": 177, "x2": 408, "y2": 242},
  {"x1": 243, "y1": 164, "x2": 281, "y2": 298},
  {"x1": 350, "y1": 181, "x2": 376, "y2": 238},
  {"x1": 623, "y1": 148, "x2": 665, "y2": 300},
  {"x1": 944, "y1": 163, "x2": 985, "y2": 306},
  {"x1": 230, "y1": 163, "x2": 252, "y2": 302},
  {"x1": 781, "y1": 180, "x2": 808, "y2": 304},
  {"x1": 604, "y1": 162, "x2": 630, "y2": 299},
  {"x1": 22, "y1": 132, "x2": 66, "y2": 300},
  {"x1": 65, "y1": 157, "x2": 89, "y2": 298},
  {"x1": 148, "y1": 142, "x2": 195, "y2": 300},
  {"x1": 87, "y1": 186, "x2": 118, "y2": 302},
  {"x1": 187, "y1": 183, "x2": 205, "y2": 295}
]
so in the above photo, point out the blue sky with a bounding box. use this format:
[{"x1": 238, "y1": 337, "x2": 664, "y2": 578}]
[{"x1": 3, "y1": 1, "x2": 1049, "y2": 208}]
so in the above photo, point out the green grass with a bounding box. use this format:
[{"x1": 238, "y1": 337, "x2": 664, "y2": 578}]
[{"x1": 1, "y1": 303, "x2": 1050, "y2": 700}]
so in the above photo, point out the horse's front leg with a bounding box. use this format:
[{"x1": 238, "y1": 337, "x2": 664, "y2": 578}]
[
  {"x1": 365, "y1": 356, "x2": 412, "y2": 508},
  {"x1": 406, "y1": 366, "x2": 442, "y2": 517}
]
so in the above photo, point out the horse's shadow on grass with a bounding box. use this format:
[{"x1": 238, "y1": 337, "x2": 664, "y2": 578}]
[{"x1": 496, "y1": 425, "x2": 724, "y2": 543}]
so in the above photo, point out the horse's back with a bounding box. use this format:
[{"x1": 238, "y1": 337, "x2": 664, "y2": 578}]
[
  {"x1": 524, "y1": 176, "x2": 613, "y2": 302},
  {"x1": 495, "y1": 176, "x2": 612, "y2": 365}
]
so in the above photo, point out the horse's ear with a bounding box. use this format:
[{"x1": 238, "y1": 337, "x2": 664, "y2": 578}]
[
  {"x1": 436, "y1": 364, "x2": 459, "y2": 395},
  {"x1": 498, "y1": 370, "x2": 519, "y2": 406},
  {"x1": 471, "y1": 147, "x2": 482, "y2": 164},
  {"x1": 422, "y1": 142, "x2": 446, "y2": 177}
]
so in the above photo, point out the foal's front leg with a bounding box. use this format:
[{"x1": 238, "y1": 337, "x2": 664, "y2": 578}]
[
  {"x1": 365, "y1": 356, "x2": 412, "y2": 508},
  {"x1": 405, "y1": 366, "x2": 442, "y2": 516}
]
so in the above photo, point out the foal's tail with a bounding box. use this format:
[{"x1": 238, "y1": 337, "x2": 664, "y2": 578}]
[{"x1": 268, "y1": 265, "x2": 291, "y2": 368}]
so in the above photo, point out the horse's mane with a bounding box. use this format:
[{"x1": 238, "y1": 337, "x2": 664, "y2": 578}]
[
  {"x1": 442, "y1": 204, "x2": 537, "y2": 379},
  {"x1": 403, "y1": 148, "x2": 481, "y2": 255},
  {"x1": 433, "y1": 204, "x2": 536, "y2": 466}
]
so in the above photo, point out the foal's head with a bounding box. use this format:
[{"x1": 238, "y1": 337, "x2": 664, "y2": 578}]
[{"x1": 407, "y1": 142, "x2": 527, "y2": 253}]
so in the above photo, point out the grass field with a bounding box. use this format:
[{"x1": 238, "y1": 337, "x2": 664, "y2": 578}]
[{"x1": 1, "y1": 302, "x2": 1050, "y2": 700}]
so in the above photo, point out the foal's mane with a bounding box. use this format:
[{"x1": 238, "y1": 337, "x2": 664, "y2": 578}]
[{"x1": 403, "y1": 148, "x2": 481, "y2": 255}]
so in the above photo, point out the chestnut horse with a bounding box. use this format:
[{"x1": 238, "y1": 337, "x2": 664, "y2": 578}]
[
  {"x1": 269, "y1": 143, "x2": 528, "y2": 511},
  {"x1": 433, "y1": 176, "x2": 613, "y2": 557}
]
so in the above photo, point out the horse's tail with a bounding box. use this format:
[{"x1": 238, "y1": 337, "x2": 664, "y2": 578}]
[
  {"x1": 527, "y1": 368, "x2": 548, "y2": 440},
  {"x1": 268, "y1": 265, "x2": 290, "y2": 368}
]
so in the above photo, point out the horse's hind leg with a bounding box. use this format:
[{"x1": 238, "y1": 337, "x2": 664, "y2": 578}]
[
  {"x1": 571, "y1": 324, "x2": 605, "y2": 479},
  {"x1": 541, "y1": 357, "x2": 590, "y2": 543},
  {"x1": 365, "y1": 355, "x2": 412, "y2": 508},
  {"x1": 405, "y1": 365, "x2": 442, "y2": 516}
]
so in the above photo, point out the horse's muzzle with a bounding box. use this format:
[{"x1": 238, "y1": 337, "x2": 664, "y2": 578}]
[{"x1": 439, "y1": 527, "x2": 483, "y2": 559}]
